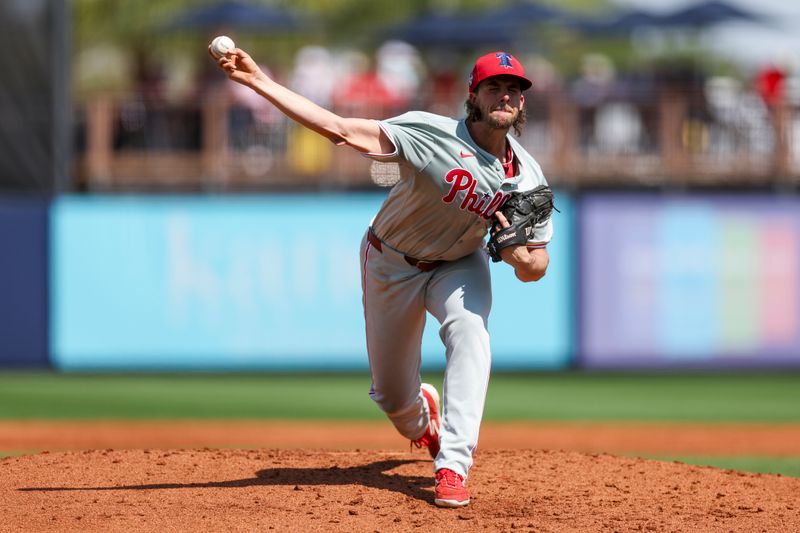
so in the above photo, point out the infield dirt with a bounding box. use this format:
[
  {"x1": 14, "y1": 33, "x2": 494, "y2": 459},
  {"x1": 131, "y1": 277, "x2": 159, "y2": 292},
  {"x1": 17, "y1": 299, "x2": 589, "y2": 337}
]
[
  {"x1": 1, "y1": 422, "x2": 799, "y2": 532},
  {"x1": 3, "y1": 447, "x2": 799, "y2": 532}
]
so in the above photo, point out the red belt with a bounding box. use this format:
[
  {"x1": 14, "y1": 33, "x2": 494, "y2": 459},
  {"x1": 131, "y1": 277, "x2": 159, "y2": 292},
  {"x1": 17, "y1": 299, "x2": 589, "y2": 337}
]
[{"x1": 367, "y1": 229, "x2": 444, "y2": 272}]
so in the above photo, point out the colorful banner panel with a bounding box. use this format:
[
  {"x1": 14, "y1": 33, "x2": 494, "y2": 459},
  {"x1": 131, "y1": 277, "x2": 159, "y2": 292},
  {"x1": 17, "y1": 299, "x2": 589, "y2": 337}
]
[
  {"x1": 51, "y1": 193, "x2": 573, "y2": 371},
  {"x1": 580, "y1": 194, "x2": 800, "y2": 368}
]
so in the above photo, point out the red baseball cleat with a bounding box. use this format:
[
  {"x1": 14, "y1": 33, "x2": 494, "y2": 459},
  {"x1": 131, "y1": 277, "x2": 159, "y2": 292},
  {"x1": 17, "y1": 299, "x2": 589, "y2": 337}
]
[
  {"x1": 411, "y1": 383, "x2": 440, "y2": 459},
  {"x1": 434, "y1": 468, "x2": 470, "y2": 508}
]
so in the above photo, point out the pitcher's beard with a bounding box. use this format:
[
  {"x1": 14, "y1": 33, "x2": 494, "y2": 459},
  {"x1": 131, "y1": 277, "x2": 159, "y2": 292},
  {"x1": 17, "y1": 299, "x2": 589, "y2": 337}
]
[
  {"x1": 485, "y1": 110, "x2": 517, "y2": 130},
  {"x1": 465, "y1": 99, "x2": 527, "y2": 137}
]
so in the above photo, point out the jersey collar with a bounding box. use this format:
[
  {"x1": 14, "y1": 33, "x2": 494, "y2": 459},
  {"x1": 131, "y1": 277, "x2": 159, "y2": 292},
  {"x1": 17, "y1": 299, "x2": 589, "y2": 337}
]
[{"x1": 457, "y1": 119, "x2": 526, "y2": 185}]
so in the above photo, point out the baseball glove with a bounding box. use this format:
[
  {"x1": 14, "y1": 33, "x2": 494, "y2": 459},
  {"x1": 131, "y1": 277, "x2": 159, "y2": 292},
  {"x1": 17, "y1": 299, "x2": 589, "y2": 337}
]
[{"x1": 487, "y1": 185, "x2": 556, "y2": 262}]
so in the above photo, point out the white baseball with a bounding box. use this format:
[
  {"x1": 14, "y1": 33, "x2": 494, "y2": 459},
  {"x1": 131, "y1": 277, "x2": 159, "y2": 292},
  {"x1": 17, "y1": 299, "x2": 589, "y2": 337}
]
[{"x1": 209, "y1": 35, "x2": 235, "y2": 59}]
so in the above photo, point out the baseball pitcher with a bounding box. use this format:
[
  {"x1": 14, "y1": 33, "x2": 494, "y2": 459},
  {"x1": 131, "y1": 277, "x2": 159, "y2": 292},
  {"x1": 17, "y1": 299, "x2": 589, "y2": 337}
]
[{"x1": 214, "y1": 48, "x2": 554, "y2": 508}]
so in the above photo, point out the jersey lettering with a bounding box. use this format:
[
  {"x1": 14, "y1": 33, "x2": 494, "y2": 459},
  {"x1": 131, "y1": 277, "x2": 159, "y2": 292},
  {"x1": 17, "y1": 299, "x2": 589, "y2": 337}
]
[{"x1": 442, "y1": 168, "x2": 510, "y2": 219}]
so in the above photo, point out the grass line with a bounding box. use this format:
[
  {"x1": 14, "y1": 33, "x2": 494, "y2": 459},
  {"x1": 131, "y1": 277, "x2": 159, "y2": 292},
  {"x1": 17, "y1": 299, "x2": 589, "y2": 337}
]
[
  {"x1": 636, "y1": 455, "x2": 800, "y2": 478},
  {"x1": 0, "y1": 371, "x2": 798, "y2": 421}
]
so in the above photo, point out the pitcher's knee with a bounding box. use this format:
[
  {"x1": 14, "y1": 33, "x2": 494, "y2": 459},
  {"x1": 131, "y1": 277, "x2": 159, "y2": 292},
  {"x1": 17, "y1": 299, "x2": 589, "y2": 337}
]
[{"x1": 369, "y1": 386, "x2": 419, "y2": 415}]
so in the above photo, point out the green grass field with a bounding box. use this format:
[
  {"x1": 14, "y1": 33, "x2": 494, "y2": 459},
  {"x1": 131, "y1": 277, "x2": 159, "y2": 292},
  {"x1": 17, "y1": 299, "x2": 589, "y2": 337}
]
[
  {"x1": 1, "y1": 371, "x2": 798, "y2": 421},
  {"x1": 1, "y1": 371, "x2": 798, "y2": 475}
]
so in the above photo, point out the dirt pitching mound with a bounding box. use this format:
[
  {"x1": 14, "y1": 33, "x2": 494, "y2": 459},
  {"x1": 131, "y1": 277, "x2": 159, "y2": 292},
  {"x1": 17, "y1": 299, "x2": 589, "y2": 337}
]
[{"x1": 2, "y1": 448, "x2": 798, "y2": 532}]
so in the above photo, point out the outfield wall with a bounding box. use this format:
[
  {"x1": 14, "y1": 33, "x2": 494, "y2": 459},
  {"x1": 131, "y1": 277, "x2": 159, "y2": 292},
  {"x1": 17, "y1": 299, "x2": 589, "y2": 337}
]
[
  {"x1": 3, "y1": 192, "x2": 799, "y2": 370},
  {"x1": 49, "y1": 194, "x2": 575, "y2": 371},
  {"x1": 0, "y1": 198, "x2": 49, "y2": 367},
  {"x1": 579, "y1": 193, "x2": 800, "y2": 369}
]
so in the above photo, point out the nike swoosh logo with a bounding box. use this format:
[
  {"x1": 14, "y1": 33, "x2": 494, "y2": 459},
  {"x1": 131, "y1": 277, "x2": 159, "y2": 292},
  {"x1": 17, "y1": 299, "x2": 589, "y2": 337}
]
[{"x1": 459, "y1": 151, "x2": 475, "y2": 158}]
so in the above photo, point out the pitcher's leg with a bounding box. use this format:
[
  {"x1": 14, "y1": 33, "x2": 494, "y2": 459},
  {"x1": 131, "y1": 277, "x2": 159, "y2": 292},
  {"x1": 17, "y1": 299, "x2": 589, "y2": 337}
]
[
  {"x1": 360, "y1": 234, "x2": 432, "y2": 440},
  {"x1": 424, "y1": 251, "x2": 492, "y2": 478}
]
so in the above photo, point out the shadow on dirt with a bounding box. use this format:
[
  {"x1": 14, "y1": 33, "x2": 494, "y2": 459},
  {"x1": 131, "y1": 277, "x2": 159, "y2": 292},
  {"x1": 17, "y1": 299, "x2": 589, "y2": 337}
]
[{"x1": 18, "y1": 458, "x2": 434, "y2": 503}]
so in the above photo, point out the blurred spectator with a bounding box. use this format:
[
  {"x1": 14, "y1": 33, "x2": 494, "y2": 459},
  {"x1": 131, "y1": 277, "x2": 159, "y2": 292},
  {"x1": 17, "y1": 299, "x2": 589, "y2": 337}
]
[
  {"x1": 654, "y1": 60, "x2": 711, "y2": 154},
  {"x1": 756, "y1": 62, "x2": 786, "y2": 107},
  {"x1": 286, "y1": 46, "x2": 338, "y2": 176},
  {"x1": 135, "y1": 49, "x2": 166, "y2": 104},
  {"x1": 376, "y1": 40, "x2": 426, "y2": 111},
  {"x1": 161, "y1": 54, "x2": 198, "y2": 106},
  {"x1": 420, "y1": 50, "x2": 461, "y2": 117},
  {"x1": 525, "y1": 55, "x2": 562, "y2": 95},
  {"x1": 572, "y1": 53, "x2": 615, "y2": 108},
  {"x1": 570, "y1": 53, "x2": 616, "y2": 151},
  {"x1": 595, "y1": 102, "x2": 643, "y2": 155},
  {"x1": 703, "y1": 76, "x2": 774, "y2": 159},
  {"x1": 704, "y1": 76, "x2": 743, "y2": 155},
  {"x1": 523, "y1": 54, "x2": 562, "y2": 122},
  {"x1": 110, "y1": 50, "x2": 203, "y2": 152},
  {"x1": 228, "y1": 62, "x2": 285, "y2": 176},
  {"x1": 755, "y1": 56, "x2": 795, "y2": 174},
  {"x1": 516, "y1": 55, "x2": 561, "y2": 156},
  {"x1": 288, "y1": 45, "x2": 336, "y2": 107},
  {"x1": 618, "y1": 71, "x2": 659, "y2": 152},
  {"x1": 133, "y1": 50, "x2": 170, "y2": 149},
  {"x1": 332, "y1": 50, "x2": 396, "y2": 119}
]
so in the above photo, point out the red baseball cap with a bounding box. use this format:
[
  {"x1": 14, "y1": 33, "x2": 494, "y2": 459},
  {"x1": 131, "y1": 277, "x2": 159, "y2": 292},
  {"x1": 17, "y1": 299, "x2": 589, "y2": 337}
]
[{"x1": 468, "y1": 51, "x2": 533, "y2": 93}]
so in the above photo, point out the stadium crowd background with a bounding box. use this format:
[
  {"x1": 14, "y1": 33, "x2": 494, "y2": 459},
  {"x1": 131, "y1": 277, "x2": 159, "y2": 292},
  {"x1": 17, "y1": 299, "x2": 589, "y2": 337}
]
[{"x1": 69, "y1": 0, "x2": 800, "y2": 191}]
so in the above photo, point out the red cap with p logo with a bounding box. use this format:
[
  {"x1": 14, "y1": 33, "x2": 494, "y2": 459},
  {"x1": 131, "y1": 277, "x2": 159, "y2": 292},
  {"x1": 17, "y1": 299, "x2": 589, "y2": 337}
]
[{"x1": 468, "y1": 51, "x2": 533, "y2": 93}]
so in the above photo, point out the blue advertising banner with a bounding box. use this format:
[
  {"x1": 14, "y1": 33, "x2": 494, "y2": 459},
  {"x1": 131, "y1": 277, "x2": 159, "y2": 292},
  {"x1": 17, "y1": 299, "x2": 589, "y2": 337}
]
[
  {"x1": 580, "y1": 193, "x2": 800, "y2": 368},
  {"x1": 51, "y1": 193, "x2": 573, "y2": 371},
  {"x1": 0, "y1": 198, "x2": 49, "y2": 366}
]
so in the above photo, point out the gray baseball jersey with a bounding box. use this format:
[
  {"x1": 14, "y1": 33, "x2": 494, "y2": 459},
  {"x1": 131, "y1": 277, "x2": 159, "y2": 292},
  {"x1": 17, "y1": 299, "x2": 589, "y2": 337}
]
[
  {"x1": 368, "y1": 111, "x2": 552, "y2": 260},
  {"x1": 359, "y1": 110, "x2": 553, "y2": 479}
]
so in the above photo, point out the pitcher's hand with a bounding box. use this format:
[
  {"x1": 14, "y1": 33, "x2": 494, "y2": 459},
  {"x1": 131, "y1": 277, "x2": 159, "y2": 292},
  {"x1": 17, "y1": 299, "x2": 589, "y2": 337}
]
[
  {"x1": 212, "y1": 47, "x2": 267, "y2": 87},
  {"x1": 492, "y1": 211, "x2": 527, "y2": 264}
]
